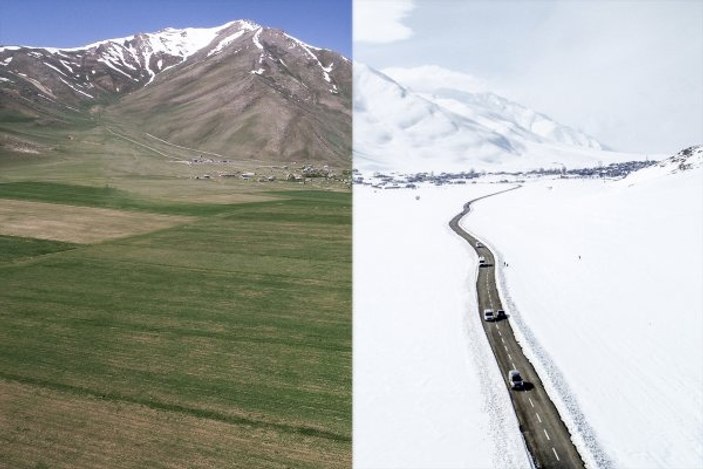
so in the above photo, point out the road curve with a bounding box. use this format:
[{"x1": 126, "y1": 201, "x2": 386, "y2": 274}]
[{"x1": 449, "y1": 187, "x2": 585, "y2": 469}]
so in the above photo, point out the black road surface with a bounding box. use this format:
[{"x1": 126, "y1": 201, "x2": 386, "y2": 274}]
[{"x1": 449, "y1": 188, "x2": 586, "y2": 469}]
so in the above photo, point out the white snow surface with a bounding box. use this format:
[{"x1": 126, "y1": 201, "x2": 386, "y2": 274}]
[
  {"x1": 42, "y1": 62, "x2": 67, "y2": 77},
  {"x1": 283, "y1": 32, "x2": 323, "y2": 52},
  {"x1": 354, "y1": 184, "x2": 531, "y2": 469},
  {"x1": 207, "y1": 30, "x2": 246, "y2": 57},
  {"x1": 59, "y1": 59, "x2": 74, "y2": 73},
  {"x1": 354, "y1": 63, "x2": 643, "y2": 173},
  {"x1": 461, "y1": 166, "x2": 703, "y2": 468},
  {"x1": 58, "y1": 76, "x2": 93, "y2": 99},
  {"x1": 97, "y1": 57, "x2": 135, "y2": 80},
  {"x1": 251, "y1": 28, "x2": 264, "y2": 50}
]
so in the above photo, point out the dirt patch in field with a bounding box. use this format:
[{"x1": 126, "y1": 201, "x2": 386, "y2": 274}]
[
  {"x1": 0, "y1": 134, "x2": 45, "y2": 154},
  {"x1": 0, "y1": 199, "x2": 194, "y2": 244}
]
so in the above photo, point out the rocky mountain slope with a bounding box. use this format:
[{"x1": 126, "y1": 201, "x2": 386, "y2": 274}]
[{"x1": 0, "y1": 20, "x2": 351, "y2": 165}]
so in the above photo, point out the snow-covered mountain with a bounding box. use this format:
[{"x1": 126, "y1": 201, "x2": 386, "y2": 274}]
[
  {"x1": 1, "y1": 20, "x2": 249, "y2": 102},
  {"x1": 354, "y1": 64, "x2": 639, "y2": 172},
  {"x1": 381, "y1": 66, "x2": 606, "y2": 151},
  {"x1": 621, "y1": 145, "x2": 702, "y2": 185},
  {"x1": 417, "y1": 88, "x2": 605, "y2": 150},
  {"x1": 353, "y1": 64, "x2": 519, "y2": 169},
  {"x1": 0, "y1": 20, "x2": 343, "y2": 103},
  {"x1": 0, "y1": 20, "x2": 351, "y2": 164}
]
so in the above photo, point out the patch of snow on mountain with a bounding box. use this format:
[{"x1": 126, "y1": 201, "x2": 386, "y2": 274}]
[
  {"x1": 138, "y1": 23, "x2": 236, "y2": 63},
  {"x1": 142, "y1": 49, "x2": 155, "y2": 84},
  {"x1": 59, "y1": 60, "x2": 73, "y2": 73},
  {"x1": 252, "y1": 28, "x2": 264, "y2": 50},
  {"x1": 113, "y1": 45, "x2": 137, "y2": 71},
  {"x1": 42, "y1": 62, "x2": 67, "y2": 77},
  {"x1": 283, "y1": 33, "x2": 336, "y2": 89},
  {"x1": 14, "y1": 72, "x2": 55, "y2": 97},
  {"x1": 207, "y1": 30, "x2": 246, "y2": 57},
  {"x1": 97, "y1": 57, "x2": 135, "y2": 80},
  {"x1": 58, "y1": 76, "x2": 93, "y2": 98}
]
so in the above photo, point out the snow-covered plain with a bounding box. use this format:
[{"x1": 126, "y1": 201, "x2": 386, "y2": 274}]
[
  {"x1": 354, "y1": 151, "x2": 702, "y2": 468},
  {"x1": 354, "y1": 185, "x2": 531, "y2": 469},
  {"x1": 464, "y1": 162, "x2": 703, "y2": 468}
]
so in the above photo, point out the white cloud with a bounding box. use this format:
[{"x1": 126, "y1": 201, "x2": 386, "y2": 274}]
[
  {"x1": 354, "y1": 0, "x2": 416, "y2": 44},
  {"x1": 381, "y1": 65, "x2": 488, "y2": 94}
]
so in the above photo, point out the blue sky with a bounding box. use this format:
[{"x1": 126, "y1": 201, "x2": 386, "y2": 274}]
[
  {"x1": 355, "y1": 0, "x2": 703, "y2": 154},
  {"x1": 0, "y1": 0, "x2": 351, "y2": 56}
]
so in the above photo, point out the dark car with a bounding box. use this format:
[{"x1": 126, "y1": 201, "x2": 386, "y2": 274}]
[{"x1": 496, "y1": 309, "x2": 507, "y2": 320}]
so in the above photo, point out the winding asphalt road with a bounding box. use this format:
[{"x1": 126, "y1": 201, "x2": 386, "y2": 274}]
[{"x1": 449, "y1": 187, "x2": 585, "y2": 469}]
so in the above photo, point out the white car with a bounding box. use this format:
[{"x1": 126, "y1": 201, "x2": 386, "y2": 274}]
[
  {"x1": 475, "y1": 241, "x2": 483, "y2": 248},
  {"x1": 483, "y1": 309, "x2": 495, "y2": 321},
  {"x1": 508, "y1": 370, "x2": 524, "y2": 389},
  {"x1": 478, "y1": 256, "x2": 486, "y2": 265}
]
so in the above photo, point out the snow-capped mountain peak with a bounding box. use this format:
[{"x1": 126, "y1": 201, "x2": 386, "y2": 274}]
[
  {"x1": 0, "y1": 19, "x2": 261, "y2": 56},
  {"x1": 0, "y1": 19, "x2": 345, "y2": 104}
]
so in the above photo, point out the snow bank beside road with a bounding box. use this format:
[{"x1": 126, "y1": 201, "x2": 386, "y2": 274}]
[
  {"x1": 466, "y1": 171, "x2": 703, "y2": 468},
  {"x1": 353, "y1": 185, "x2": 531, "y2": 468}
]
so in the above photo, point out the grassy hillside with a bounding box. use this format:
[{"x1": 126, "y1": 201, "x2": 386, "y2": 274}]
[{"x1": 0, "y1": 179, "x2": 351, "y2": 467}]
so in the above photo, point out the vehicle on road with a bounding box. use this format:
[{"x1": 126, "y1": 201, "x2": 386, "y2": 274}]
[
  {"x1": 478, "y1": 256, "x2": 486, "y2": 266},
  {"x1": 475, "y1": 241, "x2": 482, "y2": 248},
  {"x1": 483, "y1": 309, "x2": 495, "y2": 321},
  {"x1": 496, "y1": 309, "x2": 507, "y2": 320},
  {"x1": 508, "y1": 370, "x2": 524, "y2": 389}
]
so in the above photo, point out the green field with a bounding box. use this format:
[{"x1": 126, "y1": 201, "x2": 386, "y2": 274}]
[{"x1": 0, "y1": 179, "x2": 351, "y2": 467}]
